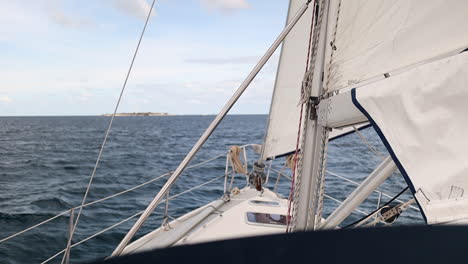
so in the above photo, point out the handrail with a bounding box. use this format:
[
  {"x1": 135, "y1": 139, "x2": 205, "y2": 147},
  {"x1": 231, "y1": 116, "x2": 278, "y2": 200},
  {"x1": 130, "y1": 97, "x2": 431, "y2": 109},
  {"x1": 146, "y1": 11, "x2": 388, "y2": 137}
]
[
  {"x1": 323, "y1": 194, "x2": 372, "y2": 216},
  {"x1": 325, "y1": 170, "x2": 420, "y2": 211},
  {"x1": 269, "y1": 167, "x2": 293, "y2": 180},
  {"x1": 40, "y1": 210, "x2": 145, "y2": 264},
  {"x1": 3, "y1": 142, "x2": 420, "y2": 263},
  {"x1": 323, "y1": 194, "x2": 388, "y2": 226},
  {"x1": 40, "y1": 174, "x2": 226, "y2": 264},
  {"x1": 270, "y1": 166, "x2": 419, "y2": 212},
  {"x1": 271, "y1": 167, "x2": 417, "y2": 226},
  {"x1": 39, "y1": 143, "x2": 258, "y2": 262},
  {"x1": 0, "y1": 210, "x2": 70, "y2": 244},
  {"x1": 0, "y1": 154, "x2": 225, "y2": 245}
]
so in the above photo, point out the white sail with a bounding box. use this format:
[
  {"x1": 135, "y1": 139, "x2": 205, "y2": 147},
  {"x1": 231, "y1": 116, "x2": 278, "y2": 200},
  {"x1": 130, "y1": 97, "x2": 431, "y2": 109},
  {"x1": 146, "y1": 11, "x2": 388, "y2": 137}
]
[
  {"x1": 325, "y1": 0, "x2": 468, "y2": 92},
  {"x1": 353, "y1": 51, "x2": 468, "y2": 224},
  {"x1": 261, "y1": 0, "x2": 314, "y2": 160},
  {"x1": 262, "y1": 0, "x2": 370, "y2": 160}
]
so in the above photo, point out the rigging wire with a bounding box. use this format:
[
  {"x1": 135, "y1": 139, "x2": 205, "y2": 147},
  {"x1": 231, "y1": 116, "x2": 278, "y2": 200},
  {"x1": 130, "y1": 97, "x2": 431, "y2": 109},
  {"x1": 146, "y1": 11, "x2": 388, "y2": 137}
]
[
  {"x1": 61, "y1": 0, "x2": 157, "y2": 263},
  {"x1": 41, "y1": 173, "x2": 226, "y2": 264},
  {"x1": 0, "y1": 154, "x2": 223, "y2": 245},
  {"x1": 352, "y1": 126, "x2": 385, "y2": 160},
  {"x1": 342, "y1": 186, "x2": 409, "y2": 229}
]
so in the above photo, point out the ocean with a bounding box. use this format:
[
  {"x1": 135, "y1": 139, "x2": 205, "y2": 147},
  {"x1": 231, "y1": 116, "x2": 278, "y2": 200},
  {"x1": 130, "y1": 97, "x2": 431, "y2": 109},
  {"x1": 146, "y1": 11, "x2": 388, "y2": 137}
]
[{"x1": 0, "y1": 115, "x2": 423, "y2": 263}]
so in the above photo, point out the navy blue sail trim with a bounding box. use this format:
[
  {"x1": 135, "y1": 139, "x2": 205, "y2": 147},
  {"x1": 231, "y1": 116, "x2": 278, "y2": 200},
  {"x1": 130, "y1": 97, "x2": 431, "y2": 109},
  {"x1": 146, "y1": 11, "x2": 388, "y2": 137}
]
[
  {"x1": 350, "y1": 88, "x2": 428, "y2": 223},
  {"x1": 266, "y1": 123, "x2": 372, "y2": 160},
  {"x1": 267, "y1": 150, "x2": 297, "y2": 160},
  {"x1": 329, "y1": 123, "x2": 372, "y2": 141}
]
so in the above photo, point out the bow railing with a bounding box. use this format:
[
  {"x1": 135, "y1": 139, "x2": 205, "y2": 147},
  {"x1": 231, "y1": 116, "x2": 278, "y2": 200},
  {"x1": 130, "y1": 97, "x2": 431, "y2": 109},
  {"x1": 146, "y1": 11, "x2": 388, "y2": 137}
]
[{"x1": 0, "y1": 144, "x2": 419, "y2": 263}]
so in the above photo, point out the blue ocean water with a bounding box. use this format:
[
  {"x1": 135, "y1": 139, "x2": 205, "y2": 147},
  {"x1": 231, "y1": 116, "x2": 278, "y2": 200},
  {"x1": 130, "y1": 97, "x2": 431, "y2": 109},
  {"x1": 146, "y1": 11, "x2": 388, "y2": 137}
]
[{"x1": 0, "y1": 115, "x2": 423, "y2": 263}]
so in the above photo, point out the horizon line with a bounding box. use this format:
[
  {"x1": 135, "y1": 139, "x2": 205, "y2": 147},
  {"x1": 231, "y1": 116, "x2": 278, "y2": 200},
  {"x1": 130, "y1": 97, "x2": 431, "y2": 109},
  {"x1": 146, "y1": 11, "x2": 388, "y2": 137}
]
[{"x1": 0, "y1": 113, "x2": 269, "y2": 117}]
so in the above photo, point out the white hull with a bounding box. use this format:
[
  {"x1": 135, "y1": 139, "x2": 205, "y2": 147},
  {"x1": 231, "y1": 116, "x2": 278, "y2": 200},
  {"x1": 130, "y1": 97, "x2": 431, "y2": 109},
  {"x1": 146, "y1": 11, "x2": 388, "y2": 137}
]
[{"x1": 123, "y1": 187, "x2": 287, "y2": 255}]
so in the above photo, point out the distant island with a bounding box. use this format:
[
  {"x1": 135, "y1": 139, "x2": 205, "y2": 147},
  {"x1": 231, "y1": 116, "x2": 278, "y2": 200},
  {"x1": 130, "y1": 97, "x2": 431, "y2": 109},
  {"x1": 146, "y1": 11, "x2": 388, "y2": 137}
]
[{"x1": 101, "y1": 112, "x2": 173, "y2": 117}]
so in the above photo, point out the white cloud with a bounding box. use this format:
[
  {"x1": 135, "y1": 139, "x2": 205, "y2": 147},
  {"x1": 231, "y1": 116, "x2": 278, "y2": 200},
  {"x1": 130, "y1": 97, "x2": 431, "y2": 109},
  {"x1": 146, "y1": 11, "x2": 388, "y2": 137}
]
[
  {"x1": 186, "y1": 55, "x2": 259, "y2": 65},
  {"x1": 0, "y1": 0, "x2": 279, "y2": 115},
  {"x1": 44, "y1": 3, "x2": 91, "y2": 28},
  {"x1": 78, "y1": 89, "x2": 92, "y2": 102},
  {"x1": 189, "y1": 99, "x2": 202, "y2": 104},
  {"x1": 201, "y1": 0, "x2": 249, "y2": 12},
  {"x1": 0, "y1": 96, "x2": 13, "y2": 103},
  {"x1": 0, "y1": 2, "x2": 43, "y2": 42},
  {"x1": 112, "y1": 0, "x2": 152, "y2": 20}
]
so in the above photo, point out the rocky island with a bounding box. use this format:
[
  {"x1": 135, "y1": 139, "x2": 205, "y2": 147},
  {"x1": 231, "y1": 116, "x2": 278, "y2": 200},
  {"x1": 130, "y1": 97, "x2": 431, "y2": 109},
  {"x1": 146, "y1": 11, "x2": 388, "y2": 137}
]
[{"x1": 101, "y1": 112, "x2": 173, "y2": 116}]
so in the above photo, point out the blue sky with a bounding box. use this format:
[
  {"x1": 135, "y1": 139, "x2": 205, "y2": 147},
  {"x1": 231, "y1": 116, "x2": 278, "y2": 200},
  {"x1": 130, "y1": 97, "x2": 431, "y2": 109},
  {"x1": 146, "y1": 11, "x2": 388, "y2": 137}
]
[{"x1": 0, "y1": 0, "x2": 290, "y2": 115}]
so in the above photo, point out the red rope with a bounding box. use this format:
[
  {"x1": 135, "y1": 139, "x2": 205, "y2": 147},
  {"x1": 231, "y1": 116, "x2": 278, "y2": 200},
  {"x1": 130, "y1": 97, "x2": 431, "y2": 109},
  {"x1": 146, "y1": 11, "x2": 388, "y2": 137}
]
[{"x1": 286, "y1": 1, "x2": 317, "y2": 232}]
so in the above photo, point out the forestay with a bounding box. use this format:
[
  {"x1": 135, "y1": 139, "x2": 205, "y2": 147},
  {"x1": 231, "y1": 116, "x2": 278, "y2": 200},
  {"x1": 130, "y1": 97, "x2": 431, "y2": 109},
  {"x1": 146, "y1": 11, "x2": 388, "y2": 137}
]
[
  {"x1": 352, "y1": 52, "x2": 468, "y2": 224},
  {"x1": 324, "y1": 0, "x2": 468, "y2": 92}
]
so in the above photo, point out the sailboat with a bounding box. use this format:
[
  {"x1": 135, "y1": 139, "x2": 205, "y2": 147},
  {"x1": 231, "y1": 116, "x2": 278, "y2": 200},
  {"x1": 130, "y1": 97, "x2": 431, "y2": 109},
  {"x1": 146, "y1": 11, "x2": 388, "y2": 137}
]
[
  {"x1": 101, "y1": 0, "x2": 468, "y2": 257},
  {"x1": 2, "y1": 0, "x2": 468, "y2": 262}
]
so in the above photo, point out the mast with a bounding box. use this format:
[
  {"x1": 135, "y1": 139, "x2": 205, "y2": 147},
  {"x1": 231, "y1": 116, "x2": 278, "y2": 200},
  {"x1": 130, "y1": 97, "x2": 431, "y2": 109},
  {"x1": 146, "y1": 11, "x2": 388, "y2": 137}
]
[{"x1": 291, "y1": 0, "x2": 331, "y2": 231}]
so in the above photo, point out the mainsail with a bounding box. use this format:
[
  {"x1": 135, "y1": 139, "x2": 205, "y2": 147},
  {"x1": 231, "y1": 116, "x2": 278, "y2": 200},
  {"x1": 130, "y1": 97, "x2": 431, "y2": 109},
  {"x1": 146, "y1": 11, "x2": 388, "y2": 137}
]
[{"x1": 324, "y1": 0, "x2": 468, "y2": 92}]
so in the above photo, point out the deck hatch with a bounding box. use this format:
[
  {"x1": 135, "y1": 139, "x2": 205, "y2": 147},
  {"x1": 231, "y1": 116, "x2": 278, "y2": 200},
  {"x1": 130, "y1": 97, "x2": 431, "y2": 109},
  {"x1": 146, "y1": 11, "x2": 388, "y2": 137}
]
[
  {"x1": 248, "y1": 200, "x2": 280, "y2": 207},
  {"x1": 246, "y1": 212, "x2": 287, "y2": 226}
]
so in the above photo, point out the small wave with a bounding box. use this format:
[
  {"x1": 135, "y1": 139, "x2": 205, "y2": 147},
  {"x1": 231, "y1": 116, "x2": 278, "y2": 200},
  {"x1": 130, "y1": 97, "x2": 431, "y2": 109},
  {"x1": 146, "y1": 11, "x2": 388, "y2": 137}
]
[
  {"x1": 0, "y1": 211, "x2": 63, "y2": 222},
  {"x1": 53, "y1": 159, "x2": 68, "y2": 165},
  {"x1": 31, "y1": 197, "x2": 71, "y2": 209},
  {"x1": 63, "y1": 165, "x2": 78, "y2": 171}
]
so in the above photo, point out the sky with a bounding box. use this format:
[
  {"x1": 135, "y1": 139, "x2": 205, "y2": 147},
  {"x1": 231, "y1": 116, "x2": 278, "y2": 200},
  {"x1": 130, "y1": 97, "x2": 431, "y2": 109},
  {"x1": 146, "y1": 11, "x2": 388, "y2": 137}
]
[{"x1": 0, "y1": 0, "x2": 290, "y2": 116}]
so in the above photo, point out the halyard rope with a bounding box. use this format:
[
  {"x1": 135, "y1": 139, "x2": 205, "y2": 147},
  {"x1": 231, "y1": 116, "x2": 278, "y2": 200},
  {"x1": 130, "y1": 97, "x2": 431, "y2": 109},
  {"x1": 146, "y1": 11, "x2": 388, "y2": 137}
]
[
  {"x1": 286, "y1": 0, "x2": 318, "y2": 232},
  {"x1": 289, "y1": 0, "x2": 325, "y2": 232},
  {"x1": 229, "y1": 146, "x2": 247, "y2": 174},
  {"x1": 313, "y1": 0, "x2": 342, "y2": 229},
  {"x1": 286, "y1": 154, "x2": 296, "y2": 170},
  {"x1": 61, "y1": 1, "x2": 157, "y2": 262}
]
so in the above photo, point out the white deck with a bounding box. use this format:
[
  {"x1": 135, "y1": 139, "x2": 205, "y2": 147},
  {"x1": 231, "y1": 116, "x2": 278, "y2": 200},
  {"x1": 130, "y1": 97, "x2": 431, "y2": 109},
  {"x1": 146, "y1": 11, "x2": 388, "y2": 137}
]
[{"x1": 123, "y1": 187, "x2": 287, "y2": 255}]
